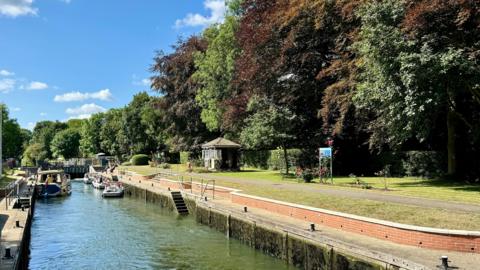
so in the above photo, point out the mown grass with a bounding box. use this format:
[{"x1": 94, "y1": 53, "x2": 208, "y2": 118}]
[{"x1": 120, "y1": 165, "x2": 480, "y2": 230}]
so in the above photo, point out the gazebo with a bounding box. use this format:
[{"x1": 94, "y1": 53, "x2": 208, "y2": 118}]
[{"x1": 202, "y1": 137, "x2": 241, "y2": 171}]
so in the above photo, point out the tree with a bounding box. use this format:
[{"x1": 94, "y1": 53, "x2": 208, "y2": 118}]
[
  {"x1": 51, "y1": 129, "x2": 81, "y2": 159},
  {"x1": 99, "y1": 108, "x2": 128, "y2": 159},
  {"x1": 353, "y1": 0, "x2": 480, "y2": 177},
  {"x1": 22, "y1": 143, "x2": 48, "y2": 166},
  {"x1": 79, "y1": 113, "x2": 104, "y2": 157},
  {"x1": 240, "y1": 97, "x2": 297, "y2": 173},
  {"x1": 193, "y1": 3, "x2": 241, "y2": 132},
  {"x1": 1, "y1": 104, "x2": 27, "y2": 159},
  {"x1": 123, "y1": 92, "x2": 160, "y2": 155},
  {"x1": 31, "y1": 121, "x2": 68, "y2": 159},
  {"x1": 151, "y1": 37, "x2": 216, "y2": 152}
]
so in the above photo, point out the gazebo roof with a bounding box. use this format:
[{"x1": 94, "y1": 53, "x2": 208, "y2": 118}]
[{"x1": 202, "y1": 137, "x2": 241, "y2": 149}]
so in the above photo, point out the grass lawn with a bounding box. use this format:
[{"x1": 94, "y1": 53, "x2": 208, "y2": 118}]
[
  {"x1": 120, "y1": 165, "x2": 480, "y2": 230},
  {"x1": 0, "y1": 168, "x2": 23, "y2": 188},
  {"x1": 124, "y1": 164, "x2": 480, "y2": 205}
]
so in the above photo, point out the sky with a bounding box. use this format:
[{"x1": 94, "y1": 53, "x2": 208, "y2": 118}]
[{"x1": 0, "y1": 0, "x2": 226, "y2": 129}]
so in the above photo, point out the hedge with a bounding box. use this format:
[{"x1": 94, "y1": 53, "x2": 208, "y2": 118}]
[{"x1": 130, "y1": 154, "x2": 149, "y2": 165}]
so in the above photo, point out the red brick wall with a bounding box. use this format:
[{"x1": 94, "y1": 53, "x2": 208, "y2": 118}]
[{"x1": 232, "y1": 194, "x2": 480, "y2": 253}]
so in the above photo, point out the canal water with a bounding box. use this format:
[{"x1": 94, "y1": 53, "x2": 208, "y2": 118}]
[{"x1": 29, "y1": 182, "x2": 292, "y2": 269}]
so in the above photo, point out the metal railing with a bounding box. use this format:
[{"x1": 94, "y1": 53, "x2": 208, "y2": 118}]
[{"x1": 200, "y1": 179, "x2": 215, "y2": 200}]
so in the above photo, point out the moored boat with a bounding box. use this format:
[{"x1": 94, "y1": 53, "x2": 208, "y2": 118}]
[
  {"x1": 35, "y1": 170, "x2": 72, "y2": 198},
  {"x1": 102, "y1": 182, "x2": 124, "y2": 198},
  {"x1": 92, "y1": 176, "x2": 105, "y2": 189},
  {"x1": 83, "y1": 173, "x2": 93, "y2": 184}
]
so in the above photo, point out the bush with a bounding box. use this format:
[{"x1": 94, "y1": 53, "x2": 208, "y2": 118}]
[
  {"x1": 180, "y1": 152, "x2": 190, "y2": 164},
  {"x1": 241, "y1": 150, "x2": 270, "y2": 169},
  {"x1": 268, "y1": 148, "x2": 302, "y2": 171},
  {"x1": 121, "y1": 161, "x2": 131, "y2": 166},
  {"x1": 402, "y1": 151, "x2": 445, "y2": 178},
  {"x1": 301, "y1": 169, "x2": 314, "y2": 183},
  {"x1": 160, "y1": 163, "x2": 171, "y2": 169},
  {"x1": 130, "y1": 154, "x2": 149, "y2": 166}
]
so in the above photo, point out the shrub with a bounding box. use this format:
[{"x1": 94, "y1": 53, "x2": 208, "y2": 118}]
[
  {"x1": 301, "y1": 169, "x2": 314, "y2": 183},
  {"x1": 180, "y1": 152, "x2": 190, "y2": 164},
  {"x1": 130, "y1": 154, "x2": 149, "y2": 166},
  {"x1": 160, "y1": 163, "x2": 171, "y2": 169},
  {"x1": 268, "y1": 148, "x2": 302, "y2": 171},
  {"x1": 402, "y1": 151, "x2": 445, "y2": 178},
  {"x1": 242, "y1": 150, "x2": 270, "y2": 169},
  {"x1": 121, "y1": 161, "x2": 131, "y2": 166}
]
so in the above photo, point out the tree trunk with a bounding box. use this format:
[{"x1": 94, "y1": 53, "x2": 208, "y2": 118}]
[
  {"x1": 447, "y1": 108, "x2": 456, "y2": 176},
  {"x1": 283, "y1": 146, "x2": 289, "y2": 175}
]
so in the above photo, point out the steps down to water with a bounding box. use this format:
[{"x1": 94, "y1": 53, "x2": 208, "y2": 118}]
[{"x1": 171, "y1": 191, "x2": 189, "y2": 215}]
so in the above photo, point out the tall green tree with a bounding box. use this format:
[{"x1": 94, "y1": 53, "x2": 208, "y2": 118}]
[
  {"x1": 240, "y1": 97, "x2": 297, "y2": 173},
  {"x1": 1, "y1": 104, "x2": 27, "y2": 159},
  {"x1": 79, "y1": 113, "x2": 104, "y2": 157},
  {"x1": 31, "y1": 121, "x2": 68, "y2": 159},
  {"x1": 354, "y1": 0, "x2": 480, "y2": 176},
  {"x1": 193, "y1": 4, "x2": 241, "y2": 131},
  {"x1": 51, "y1": 129, "x2": 81, "y2": 159}
]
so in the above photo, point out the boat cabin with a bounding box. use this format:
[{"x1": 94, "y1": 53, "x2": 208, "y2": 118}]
[{"x1": 37, "y1": 170, "x2": 68, "y2": 184}]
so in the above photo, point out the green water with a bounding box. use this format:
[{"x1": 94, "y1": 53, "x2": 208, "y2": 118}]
[{"x1": 29, "y1": 182, "x2": 292, "y2": 269}]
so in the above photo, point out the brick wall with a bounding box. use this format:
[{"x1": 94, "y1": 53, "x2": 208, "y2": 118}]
[{"x1": 231, "y1": 193, "x2": 480, "y2": 253}]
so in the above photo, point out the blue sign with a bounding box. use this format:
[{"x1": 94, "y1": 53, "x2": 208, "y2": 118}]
[{"x1": 319, "y1": 148, "x2": 332, "y2": 158}]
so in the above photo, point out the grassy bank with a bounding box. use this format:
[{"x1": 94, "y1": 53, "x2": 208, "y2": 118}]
[{"x1": 120, "y1": 165, "x2": 480, "y2": 230}]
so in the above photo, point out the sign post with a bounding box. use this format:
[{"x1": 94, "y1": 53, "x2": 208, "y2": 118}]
[{"x1": 319, "y1": 147, "x2": 333, "y2": 184}]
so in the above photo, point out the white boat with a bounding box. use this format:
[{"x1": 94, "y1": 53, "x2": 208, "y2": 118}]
[
  {"x1": 35, "y1": 170, "x2": 72, "y2": 198},
  {"x1": 102, "y1": 183, "x2": 124, "y2": 198},
  {"x1": 83, "y1": 173, "x2": 93, "y2": 184},
  {"x1": 92, "y1": 177, "x2": 105, "y2": 189}
]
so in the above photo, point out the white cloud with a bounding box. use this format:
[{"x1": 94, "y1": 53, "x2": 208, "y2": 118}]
[
  {"x1": 60, "y1": 0, "x2": 71, "y2": 3},
  {"x1": 0, "y1": 78, "x2": 15, "y2": 93},
  {"x1": 67, "y1": 114, "x2": 91, "y2": 120},
  {"x1": 12, "y1": 107, "x2": 21, "y2": 112},
  {"x1": 66, "y1": 103, "x2": 106, "y2": 119},
  {"x1": 175, "y1": 0, "x2": 225, "y2": 28},
  {"x1": 141, "y1": 78, "x2": 150, "y2": 86},
  {"x1": 0, "y1": 69, "x2": 14, "y2": 76},
  {"x1": 0, "y1": 0, "x2": 38, "y2": 17},
  {"x1": 54, "y1": 88, "x2": 113, "y2": 102},
  {"x1": 27, "y1": 122, "x2": 36, "y2": 130},
  {"x1": 40, "y1": 112, "x2": 47, "y2": 116},
  {"x1": 26, "y1": 81, "x2": 48, "y2": 90}
]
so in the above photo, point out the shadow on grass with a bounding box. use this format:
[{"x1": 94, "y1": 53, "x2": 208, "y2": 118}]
[{"x1": 395, "y1": 178, "x2": 480, "y2": 192}]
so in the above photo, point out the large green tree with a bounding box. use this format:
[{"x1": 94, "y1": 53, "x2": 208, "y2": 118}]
[
  {"x1": 79, "y1": 113, "x2": 104, "y2": 157},
  {"x1": 51, "y1": 129, "x2": 81, "y2": 159},
  {"x1": 193, "y1": 3, "x2": 241, "y2": 132},
  {"x1": 1, "y1": 104, "x2": 28, "y2": 159},
  {"x1": 354, "y1": 0, "x2": 480, "y2": 177},
  {"x1": 31, "y1": 121, "x2": 68, "y2": 159}
]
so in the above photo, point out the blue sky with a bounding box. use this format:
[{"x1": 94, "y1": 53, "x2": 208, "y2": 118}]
[{"x1": 0, "y1": 0, "x2": 226, "y2": 129}]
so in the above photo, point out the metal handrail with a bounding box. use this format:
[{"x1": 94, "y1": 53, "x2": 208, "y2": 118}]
[{"x1": 200, "y1": 179, "x2": 215, "y2": 200}]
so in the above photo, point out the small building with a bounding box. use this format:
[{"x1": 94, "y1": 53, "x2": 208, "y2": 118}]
[{"x1": 202, "y1": 137, "x2": 241, "y2": 171}]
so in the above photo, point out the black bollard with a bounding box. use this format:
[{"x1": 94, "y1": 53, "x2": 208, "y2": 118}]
[
  {"x1": 310, "y1": 223, "x2": 315, "y2": 232},
  {"x1": 244, "y1": 206, "x2": 248, "y2": 213},
  {"x1": 15, "y1": 220, "x2": 20, "y2": 228},
  {"x1": 205, "y1": 196, "x2": 208, "y2": 201},
  {"x1": 4, "y1": 247, "x2": 12, "y2": 259},
  {"x1": 440, "y1": 256, "x2": 449, "y2": 270}
]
